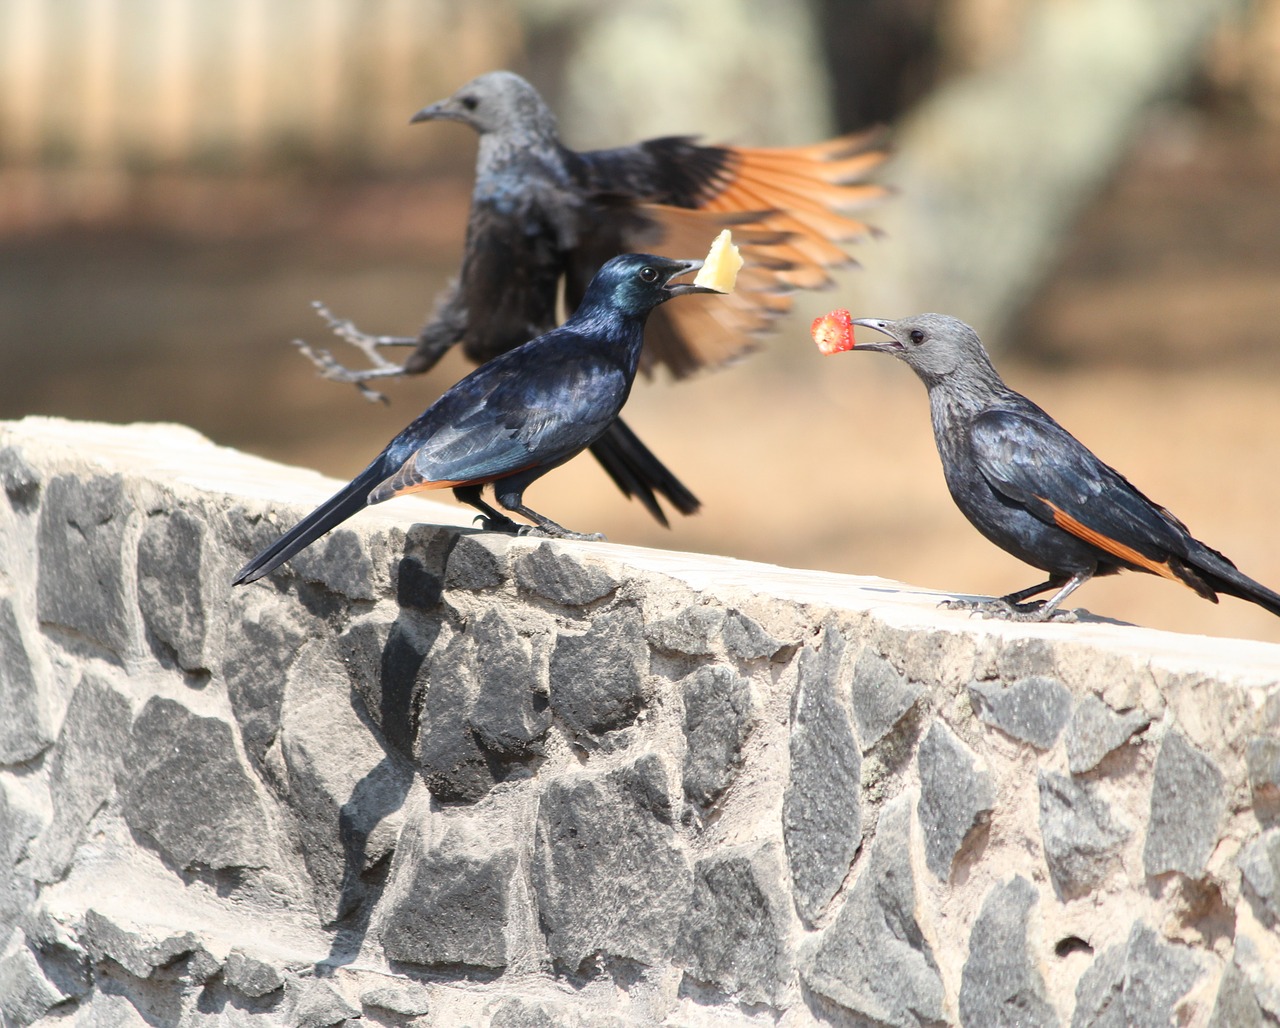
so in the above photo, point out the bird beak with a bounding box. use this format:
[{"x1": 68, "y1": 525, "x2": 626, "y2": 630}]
[
  {"x1": 664, "y1": 259, "x2": 716, "y2": 296},
  {"x1": 850, "y1": 318, "x2": 905, "y2": 353},
  {"x1": 409, "y1": 99, "x2": 454, "y2": 125}
]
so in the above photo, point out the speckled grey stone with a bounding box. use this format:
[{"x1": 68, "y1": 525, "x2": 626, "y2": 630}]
[
  {"x1": 681, "y1": 665, "x2": 755, "y2": 810},
  {"x1": 469, "y1": 608, "x2": 551, "y2": 757},
  {"x1": 802, "y1": 792, "x2": 945, "y2": 1027},
  {"x1": 360, "y1": 985, "x2": 430, "y2": 1018},
  {"x1": 1065, "y1": 695, "x2": 1150, "y2": 775},
  {"x1": 723, "y1": 610, "x2": 788, "y2": 661},
  {"x1": 136, "y1": 507, "x2": 211, "y2": 672},
  {"x1": 969, "y1": 675, "x2": 1072, "y2": 750},
  {"x1": 850, "y1": 647, "x2": 922, "y2": 751},
  {"x1": 783, "y1": 624, "x2": 862, "y2": 924},
  {"x1": 0, "y1": 941, "x2": 70, "y2": 1028},
  {"x1": 513, "y1": 541, "x2": 617, "y2": 606},
  {"x1": 283, "y1": 977, "x2": 360, "y2": 1028},
  {"x1": 1143, "y1": 730, "x2": 1225, "y2": 879},
  {"x1": 222, "y1": 950, "x2": 284, "y2": 998},
  {"x1": 917, "y1": 720, "x2": 995, "y2": 880},
  {"x1": 1208, "y1": 958, "x2": 1264, "y2": 1028},
  {"x1": 959, "y1": 876, "x2": 1058, "y2": 1028},
  {"x1": 1070, "y1": 921, "x2": 1203, "y2": 1028},
  {"x1": 1238, "y1": 827, "x2": 1280, "y2": 928},
  {"x1": 0, "y1": 597, "x2": 52, "y2": 765},
  {"x1": 1039, "y1": 770, "x2": 1129, "y2": 900},
  {"x1": 443, "y1": 532, "x2": 511, "y2": 591},
  {"x1": 548, "y1": 606, "x2": 648, "y2": 737},
  {"x1": 415, "y1": 632, "x2": 495, "y2": 803},
  {"x1": 646, "y1": 604, "x2": 726, "y2": 657}
]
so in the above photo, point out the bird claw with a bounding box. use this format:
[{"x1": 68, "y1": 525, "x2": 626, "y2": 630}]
[
  {"x1": 517, "y1": 525, "x2": 607, "y2": 543},
  {"x1": 472, "y1": 514, "x2": 523, "y2": 534},
  {"x1": 938, "y1": 598, "x2": 1077, "y2": 624},
  {"x1": 291, "y1": 301, "x2": 420, "y2": 403}
]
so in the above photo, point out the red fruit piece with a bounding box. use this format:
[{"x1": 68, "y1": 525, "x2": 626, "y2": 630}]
[{"x1": 811, "y1": 308, "x2": 856, "y2": 355}]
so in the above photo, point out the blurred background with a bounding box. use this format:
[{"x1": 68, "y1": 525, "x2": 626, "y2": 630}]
[{"x1": 4, "y1": 0, "x2": 1280, "y2": 643}]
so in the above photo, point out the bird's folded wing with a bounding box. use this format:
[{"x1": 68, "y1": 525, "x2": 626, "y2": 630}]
[{"x1": 968, "y1": 408, "x2": 1195, "y2": 581}]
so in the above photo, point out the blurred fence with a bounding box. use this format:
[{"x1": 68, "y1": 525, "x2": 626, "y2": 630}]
[{"x1": 0, "y1": 0, "x2": 518, "y2": 174}]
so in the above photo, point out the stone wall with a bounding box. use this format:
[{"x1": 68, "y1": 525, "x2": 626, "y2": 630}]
[{"x1": 1, "y1": 416, "x2": 1278, "y2": 1028}]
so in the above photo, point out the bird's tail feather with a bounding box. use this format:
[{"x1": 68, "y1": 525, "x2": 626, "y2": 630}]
[
  {"x1": 1200, "y1": 562, "x2": 1280, "y2": 617},
  {"x1": 589, "y1": 419, "x2": 700, "y2": 527},
  {"x1": 232, "y1": 462, "x2": 387, "y2": 586}
]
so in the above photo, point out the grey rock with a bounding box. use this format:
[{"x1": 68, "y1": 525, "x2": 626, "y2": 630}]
[
  {"x1": 488, "y1": 997, "x2": 575, "y2": 1028},
  {"x1": 284, "y1": 977, "x2": 360, "y2": 1027},
  {"x1": 916, "y1": 720, "x2": 995, "y2": 881},
  {"x1": 547, "y1": 606, "x2": 648, "y2": 737},
  {"x1": 0, "y1": 784, "x2": 40, "y2": 930},
  {"x1": 0, "y1": 941, "x2": 71, "y2": 1027},
  {"x1": 361, "y1": 984, "x2": 430, "y2": 1017},
  {"x1": 783, "y1": 624, "x2": 862, "y2": 924},
  {"x1": 969, "y1": 675, "x2": 1072, "y2": 750},
  {"x1": 534, "y1": 753, "x2": 692, "y2": 970},
  {"x1": 121, "y1": 695, "x2": 276, "y2": 870},
  {"x1": 415, "y1": 632, "x2": 495, "y2": 803},
  {"x1": 514, "y1": 542, "x2": 617, "y2": 606},
  {"x1": 223, "y1": 593, "x2": 308, "y2": 766},
  {"x1": 469, "y1": 609, "x2": 551, "y2": 757},
  {"x1": 288, "y1": 524, "x2": 382, "y2": 602},
  {"x1": 722, "y1": 609, "x2": 787, "y2": 661},
  {"x1": 136, "y1": 507, "x2": 211, "y2": 672},
  {"x1": 0, "y1": 448, "x2": 40, "y2": 509},
  {"x1": 647, "y1": 605, "x2": 726, "y2": 657},
  {"x1": 27, "y1": 672, "x2": 132, "y2": 883},
  {"x1": 81, "y1": 908, "x2": 206, "y2": 979},
  {"x1": 1143, "y1": 730, "x2": 1225, "y2": 879},
  {"x1": 681, "y1": 665, "x2": 755, "y2": 810},
  {"x1": 1232, "y1": 934, "x2": 1280, "y2": 1023},
  {"x1": 280, "y1": 639, "x2": 413, "y2": 922},
  {"x1": 223, "y1": 948, "x2": 284, "y2": 998},
  {"x1": 803, "y1": 792, "x2": 946, "y2": 1027},
  {"x1": 337, "y1": 614, "x2": 430, "y2": 756},
  {"x1": 0, "y1": 597, "x2": 52, "y2": 764},
  {"x1": 378, "y1": 809, "x2": 516, "y2": 971},
  {"x1": 36, "y1": 474, "x2": 133, "y2": 655},
  {"x1": 850, "y1": 646, "x2": 922, "y2": 750},
  {"x1": 959, "y1": 876, "x2": 1058, "y2": 1028},
  {"x1": 443, "y1": 532, "x2": 511, "y2": 591},
  {"x1": 677, "y1": 846, "x2": 791, "y2": 1005},
  {"x1": 1238, "y1": 827, "x2": 1280, "y2": 927},
  {"x1": 1208, "y1": 958, "x2": 1263, "y2": 1028},
  {"x1": 1065, "y1": 695, "x2": 1150, "y2": 775},
  {"x1": 1246, "y1": 735, "x2": 1280, "y2": 814},
  {"x1": 1070, "y1": 921, "x2": 1203, "y2": 1028},
  {"x1": 1038, "y1": 770, "x2": 1129, "y2": 900}
]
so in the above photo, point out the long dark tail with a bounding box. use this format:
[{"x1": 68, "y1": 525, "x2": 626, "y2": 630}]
[
  {"x1": 1188, "y1": 544, "x2": 1280, "y2": 618},
  {"x1": 588, "y1": 418, "x2": 701, "y2": 527},
  {"x1": 232, "y1": 462, "x2": 389, "y2": 586}
]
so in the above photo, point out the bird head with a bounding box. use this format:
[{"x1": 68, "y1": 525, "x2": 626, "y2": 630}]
[
  {"x1": 846, "y1": 314, "x2": 992, "y2": 383},
  {"x1": 409, "y1": 71, "x2": 558, "y2": 140},
  {"x1": 580, "y1": 254, "x2": 715, "y2": 317}
]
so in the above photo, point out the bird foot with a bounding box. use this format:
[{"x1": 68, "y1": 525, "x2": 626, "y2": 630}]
[
  {"x1": 292, "y1": 301, "x2": 420, "y2": 404},
  {"x1": 292, "y1": 339, "x2": 393, "y2": 404},
  {"x1": 472, "y1": 513, "x2": 524, "y2": 535},
  {"x1": 939, "y1": 598, "x2": 1077, "y2": 624},
  {"x1": 517, "y1": 525, "x2": 607, "y2": 543}
]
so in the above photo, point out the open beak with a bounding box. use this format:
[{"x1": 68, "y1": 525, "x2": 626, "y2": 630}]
[
  {"x1": 664, "y1": 259, "x2": 715, "y2": 297},
  {"x1": 851, "y1": 317, "x2": 905, "y2": 353}
]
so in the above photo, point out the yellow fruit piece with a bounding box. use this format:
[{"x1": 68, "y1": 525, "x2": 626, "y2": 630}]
[{"x1": 692, "y1": 229, "x2": 743, "y2": 293}]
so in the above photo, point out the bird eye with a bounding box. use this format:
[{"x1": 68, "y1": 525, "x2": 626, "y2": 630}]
[
  {"x1": 459, "y1": 94, "x2": 479, "y2": 111},
  {"x1": 638, "y1": 266, "x2": 659, "y2": 283},
  {"x1": 909, "y1": 329, "x2": 925, "y2": 345}
]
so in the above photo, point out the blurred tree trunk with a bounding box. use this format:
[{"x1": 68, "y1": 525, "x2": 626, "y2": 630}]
[{"x1": 815, "y1": 0, "x2": 1249, "y2": 350}]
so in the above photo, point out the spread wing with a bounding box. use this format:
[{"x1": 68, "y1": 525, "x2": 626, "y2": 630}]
[
  {"x1": 969, "y1": 408, "x2": 1212, "y2": 593},
  {"x1": 569, "y1": 132, "x2": 888, "y2": 379}
]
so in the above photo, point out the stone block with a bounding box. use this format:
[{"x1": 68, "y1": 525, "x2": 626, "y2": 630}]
[
  {"x1": 917, "y1": 720, "x2": 995, "y2": 881},
  {"x1": 959, "y1": 876, "x2": 1057, "y2": 1027},
  {"x1": 677, "y1": 845, "x2": 792, "y2": 1005},
  {"x1": 1143, "y1": 730, "x2": 1225, "y2": 879},
  {"x1": 0, "y1": 447, "x2": 40, "y2": 509},
  {"x1": 1038, "y1": 770, "x2": 1129, "y2": 900},
  {"x1": 0, "y1": 940, "x2": 71, "y2": 1028},
  {"x1": 722, "y1": 609, "x2": 788, "y2": 661},
  {"x1": 223, "y1": 949, "x2": 284, "y2": 998},
  {"x1": 802, "y1": 792, "x2": 946, "y2": 1027},
  {"x1": 1238, "y1": 827, "x2": 1280, "y2": 928},
  {"x1": 361, "y1": 984, "x2": 430, "y2": 1018},
  {"x1": 0, "y1": 597, "x2": 52, "y2": 765},
  {"x1": 646, "y1": 604, "x2": 726, "y2": 657},
  {"x1": 36, "y1": 474, "x2": 133, "y2": 655},
  {"x1": 1065, "y1": 695, "x2": 1150, "y2": 775},
  {"x1": 783, "y1": 624, "x2": 862, "y2": 924},
  {"x1": 850, "y1": 646, "x2": 922, "y2": 751},
  {"x1": 514, "y1": 541, "x2": 617, "y2": 606},
  {"x1": 969, "y1": 674, "x2": 1072, "y2": 750},
  {"x1": 488, "y1": 997, "x2": 577, "y2": 1028},
  {"x1": 136, "y1": 507, "x2": 213, "y2": 672},
  {"x1": 223, "y1": 592, "x2": 308, "y2": 766},
  {"x1": 27, "y1": 672, "x2": 132, "y2": 883},
  {"x1": 534, "y1": 753, "x2": 691, "y2": 971},
  {"x1": 121, "y1": 695, "x2": 277, "y2": 871},
  {"x1": 415, "y1": 632, "x2": 495, "y2": 803},
  {"x1": 0, "y1": 784, "x2": 41, "y2": 931},
  {"x1": 547, "y1": 606, "x2": 648, "y2": 738},
  {"x1": 80, "y1": 909, "x2": 209, "y2": 980},
  {"x1": 469, "y1": 609, "x2": 551, "y2": 757},
  {"x1": 283, "y1": 977, "x2": 360, "y2": 1028},
  {"x1": 1070, "y1": 921, "x2": 1203, "y2": 1028},
  {"x1": 443, "y1": 532, "x2": 511, "y2": 591},
  {"x1": 378, "y1": 809, "x2": 516, "y2": 971},
  {"x1": 1208, "y1": 958, "x2": 1264, "y2": 1028},
  {"x1": 681, "y1": 664, "x2": 755, "y2": 811}
]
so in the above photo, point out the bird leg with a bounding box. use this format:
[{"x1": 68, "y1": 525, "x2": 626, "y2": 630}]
[
  {"x1": 293, "y1": 301, "x2": 418, "y2": 403},
  {"x1": 453, "y1": 485, "x2": 523, "y2": 534},
  {"x1": 941, "y1": 572, "x2": 1091, "y2": 623},
  {"x1": 491, "y1": 482, "x2": 605, "y2": 542}
]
